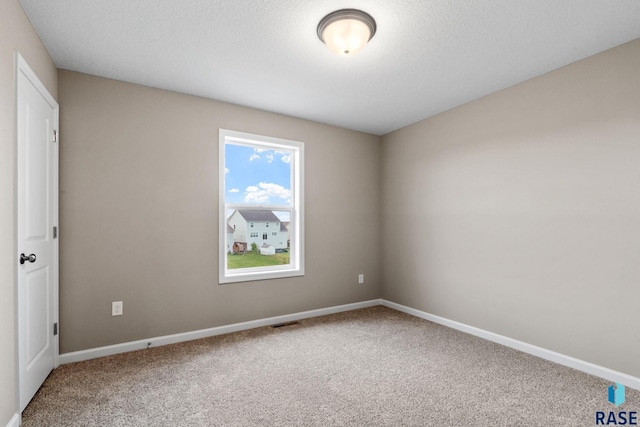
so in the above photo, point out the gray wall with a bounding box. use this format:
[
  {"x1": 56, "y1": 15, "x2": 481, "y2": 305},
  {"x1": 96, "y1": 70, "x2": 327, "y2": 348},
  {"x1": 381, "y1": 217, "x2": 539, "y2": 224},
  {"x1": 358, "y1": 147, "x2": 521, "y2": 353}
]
[
  {"x1": 0, "y1": 1, "x2": 58, "y2": 424},
  {"x1": 381, "y1": 39, "x2": 640, "y2": 377},
  {"x1": 57, "y1": 70, "x2": 382, "y2": 353}
]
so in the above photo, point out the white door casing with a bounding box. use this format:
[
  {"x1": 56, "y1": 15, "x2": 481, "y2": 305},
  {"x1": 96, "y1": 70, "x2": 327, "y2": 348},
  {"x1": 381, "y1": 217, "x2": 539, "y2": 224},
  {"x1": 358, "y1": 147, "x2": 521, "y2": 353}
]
[{"x1": 16, "y1": 53, "x2": 59, "y2": 412}]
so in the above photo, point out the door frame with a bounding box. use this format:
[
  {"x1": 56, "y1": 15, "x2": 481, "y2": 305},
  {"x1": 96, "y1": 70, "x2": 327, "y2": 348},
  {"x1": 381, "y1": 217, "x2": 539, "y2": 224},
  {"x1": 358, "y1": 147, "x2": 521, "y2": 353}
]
[{"x1": 14, "y1": 51, "x2": 59, "y2": 412}]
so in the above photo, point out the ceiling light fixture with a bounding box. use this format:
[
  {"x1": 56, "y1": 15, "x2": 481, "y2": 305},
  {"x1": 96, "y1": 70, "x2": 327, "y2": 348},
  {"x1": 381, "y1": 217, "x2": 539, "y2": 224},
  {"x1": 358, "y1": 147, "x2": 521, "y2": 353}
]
[{"x1": 317, "y1": 9, "x2": 377, "y2": 56}]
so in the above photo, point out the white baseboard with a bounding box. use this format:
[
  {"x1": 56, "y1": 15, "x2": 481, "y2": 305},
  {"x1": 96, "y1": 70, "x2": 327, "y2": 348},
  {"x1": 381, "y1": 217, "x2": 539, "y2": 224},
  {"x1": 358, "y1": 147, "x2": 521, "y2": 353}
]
[
  {"x1": 5, "y1": 413, "x2": 19, "y2": 427},
  {"x1": 58, "y1": 297, "x2": 639, "y2": 391},
  {"x1": 59, "y1": 299, "x2": 382, "y2": 364},
  {"x1": 380, "y1": 299, "x2": 640, "y2": 391}
]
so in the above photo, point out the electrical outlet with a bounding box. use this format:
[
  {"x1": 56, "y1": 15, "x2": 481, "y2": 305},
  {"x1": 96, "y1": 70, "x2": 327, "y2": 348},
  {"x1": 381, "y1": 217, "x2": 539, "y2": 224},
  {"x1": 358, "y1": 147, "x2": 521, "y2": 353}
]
[
  {"x1": 358, "y1": 274, "x2": 364, "y2": 284},
  {"x1": 112, "y1": 301, "x2": 123, "y2": 316}
]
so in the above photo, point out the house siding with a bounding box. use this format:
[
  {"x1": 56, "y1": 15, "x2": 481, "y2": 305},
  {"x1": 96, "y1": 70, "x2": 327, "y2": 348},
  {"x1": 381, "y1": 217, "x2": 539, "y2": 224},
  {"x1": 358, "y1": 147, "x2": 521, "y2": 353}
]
[{"x1": 228, "y1": 210, "x2": 287, "y2": 250}]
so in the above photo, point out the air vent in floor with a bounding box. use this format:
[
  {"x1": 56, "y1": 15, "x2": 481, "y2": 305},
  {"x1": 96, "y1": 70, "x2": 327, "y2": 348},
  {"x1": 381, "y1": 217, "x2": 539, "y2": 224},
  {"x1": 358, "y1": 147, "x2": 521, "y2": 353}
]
[{"x1": 271, "y1": 321, "x2": 300, "y2": 328}]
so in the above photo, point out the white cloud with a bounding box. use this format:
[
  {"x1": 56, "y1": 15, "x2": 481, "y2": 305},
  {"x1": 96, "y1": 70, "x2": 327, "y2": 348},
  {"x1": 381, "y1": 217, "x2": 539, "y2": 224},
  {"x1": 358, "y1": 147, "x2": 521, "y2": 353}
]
[
  {"x1": 244, "y1": 182, "x2": 291, "y2": 204},
  {"x1": 225, "y1": 167, "x2": 229, "y2": 174},
  {"x1": 265, "y1": 152, "x2": 274, "y2": 163},
  {"x1": 229, "y1": 188, "x2": 240, "y2": 193},
  {"x1": 274, "y1": 211, "x2": 290, "y2": 222},
  {"x1": 280, "y1": 154, "x2": 291, "y2": 163},
  {"x1": 248, "y1": 148, "x2": 270, "y2": 162}
]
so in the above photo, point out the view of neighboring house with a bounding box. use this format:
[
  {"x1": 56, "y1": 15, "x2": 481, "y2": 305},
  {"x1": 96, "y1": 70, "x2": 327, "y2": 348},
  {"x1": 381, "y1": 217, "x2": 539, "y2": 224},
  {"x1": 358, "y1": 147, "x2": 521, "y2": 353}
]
[
  {"x1": 281, "y1": 221, "x2": 290, "y2": 248},
  {"x1": 227, "y1": 210, "x2": 288, "y2": 251},
  {"x1": 226, "y1": 224, "x2": 235, "y2": 253}
]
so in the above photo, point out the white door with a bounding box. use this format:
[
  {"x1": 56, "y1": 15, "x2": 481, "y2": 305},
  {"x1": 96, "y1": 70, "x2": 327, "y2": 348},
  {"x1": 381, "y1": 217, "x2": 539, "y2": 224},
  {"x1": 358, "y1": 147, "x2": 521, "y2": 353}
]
[{"x1": 16, "y1": 53, "x2": 59, "y2": 412}]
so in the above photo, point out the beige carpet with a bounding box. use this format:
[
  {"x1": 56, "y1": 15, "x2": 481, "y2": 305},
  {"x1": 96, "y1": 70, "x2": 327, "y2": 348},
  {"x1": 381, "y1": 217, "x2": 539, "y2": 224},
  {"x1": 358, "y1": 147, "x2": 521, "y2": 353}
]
[{"x1": 22, "y1": 306, "x2": 638, "y2": 426}]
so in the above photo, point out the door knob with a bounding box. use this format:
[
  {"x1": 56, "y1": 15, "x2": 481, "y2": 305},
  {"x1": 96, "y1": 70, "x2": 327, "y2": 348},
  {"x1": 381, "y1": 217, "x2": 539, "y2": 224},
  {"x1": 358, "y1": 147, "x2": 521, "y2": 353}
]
[{"x1": 20, "y1": 253, "x2": 36, "y2": 265}]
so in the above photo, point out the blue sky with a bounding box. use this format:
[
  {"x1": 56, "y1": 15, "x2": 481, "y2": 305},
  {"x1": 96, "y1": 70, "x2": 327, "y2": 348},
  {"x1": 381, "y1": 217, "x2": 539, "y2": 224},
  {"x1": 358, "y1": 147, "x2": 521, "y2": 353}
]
[{"x1": 224, "y1": 144, "x2": 292, "y2": 207}]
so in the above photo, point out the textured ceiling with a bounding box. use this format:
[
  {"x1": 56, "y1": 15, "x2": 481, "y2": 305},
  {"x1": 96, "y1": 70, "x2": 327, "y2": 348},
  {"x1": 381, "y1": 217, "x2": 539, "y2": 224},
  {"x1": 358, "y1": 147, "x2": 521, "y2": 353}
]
[{"x1": 18, "y1": 0, "x2": 640, "y2": 135}]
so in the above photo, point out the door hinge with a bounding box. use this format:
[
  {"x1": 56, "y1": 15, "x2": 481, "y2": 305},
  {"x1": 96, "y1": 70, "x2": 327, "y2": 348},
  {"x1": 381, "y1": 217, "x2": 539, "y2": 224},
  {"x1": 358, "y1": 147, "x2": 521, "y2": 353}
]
[
  {"x1": 53, "y1": 129, "x2": 58, "y2": 143},
  {"x1": 53, "y1": 226, "x2": 57, "y2": 239},
  {"x1": 53, "y1": 323, "x2": 58, "y2": 336}
]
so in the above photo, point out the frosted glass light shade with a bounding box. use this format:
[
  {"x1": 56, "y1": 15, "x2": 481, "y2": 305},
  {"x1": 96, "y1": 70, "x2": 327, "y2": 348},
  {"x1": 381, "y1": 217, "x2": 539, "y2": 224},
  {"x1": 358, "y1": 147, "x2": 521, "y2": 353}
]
[{"x1": 317, "y1": 9, "x2": 376, "y2": 56}]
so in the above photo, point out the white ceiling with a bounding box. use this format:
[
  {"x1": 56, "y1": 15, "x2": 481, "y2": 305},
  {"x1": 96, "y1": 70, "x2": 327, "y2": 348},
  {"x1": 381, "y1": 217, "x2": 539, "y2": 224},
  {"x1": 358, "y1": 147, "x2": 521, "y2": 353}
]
[{"x1": 18, "y1": 0, "x2": 640, "y2": 135}]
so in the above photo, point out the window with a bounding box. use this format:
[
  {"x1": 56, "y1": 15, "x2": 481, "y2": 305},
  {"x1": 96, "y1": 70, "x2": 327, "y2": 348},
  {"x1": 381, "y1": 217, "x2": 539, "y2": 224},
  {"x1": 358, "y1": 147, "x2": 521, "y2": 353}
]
[{"x1": 220, "y1": 129, "x2": 304, "y2": 283}]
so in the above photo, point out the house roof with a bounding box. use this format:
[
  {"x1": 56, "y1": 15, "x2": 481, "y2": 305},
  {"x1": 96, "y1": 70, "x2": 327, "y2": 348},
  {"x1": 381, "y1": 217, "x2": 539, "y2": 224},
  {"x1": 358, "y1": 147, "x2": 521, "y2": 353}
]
[
  {"x1": 227, "y1": 224, "x2": 235, "y2": 233},
  {"x1": 235, "y1": 210, "x2": 281, "y2": 223},
  {"x1": 280, "y1": 222, "x2": 288, "y2": 232}
]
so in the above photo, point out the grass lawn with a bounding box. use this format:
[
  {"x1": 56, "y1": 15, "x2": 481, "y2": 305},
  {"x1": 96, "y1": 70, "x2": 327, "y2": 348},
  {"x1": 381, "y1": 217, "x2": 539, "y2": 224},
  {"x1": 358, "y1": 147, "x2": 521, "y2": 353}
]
[{"x1": 227, "y1": 251, "x2": 290, "y2": 269}]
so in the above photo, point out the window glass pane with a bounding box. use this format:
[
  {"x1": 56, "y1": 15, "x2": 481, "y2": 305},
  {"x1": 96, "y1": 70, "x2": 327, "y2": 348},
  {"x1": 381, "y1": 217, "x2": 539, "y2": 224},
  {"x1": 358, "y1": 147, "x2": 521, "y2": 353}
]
[
  {"x1": 226, "y1": 209, "x2": 291, "y2": 269},
  {"x1": 224, "y1": 144, "x2": 292, "y2": 207}
]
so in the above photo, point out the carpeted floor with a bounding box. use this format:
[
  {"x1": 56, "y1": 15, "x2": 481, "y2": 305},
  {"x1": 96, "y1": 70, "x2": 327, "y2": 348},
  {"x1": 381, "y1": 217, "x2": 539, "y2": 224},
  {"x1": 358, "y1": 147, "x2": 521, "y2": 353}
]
[{"x1": 22, "y1": 306, "x2": 638, "y2": 426}]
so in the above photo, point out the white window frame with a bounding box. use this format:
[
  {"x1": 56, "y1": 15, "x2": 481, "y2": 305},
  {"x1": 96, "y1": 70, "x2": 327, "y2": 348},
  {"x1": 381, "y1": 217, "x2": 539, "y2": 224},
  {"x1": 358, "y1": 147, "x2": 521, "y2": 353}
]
[{"x1": 219, "y1": 129, "x2": 304, "y2": 284}]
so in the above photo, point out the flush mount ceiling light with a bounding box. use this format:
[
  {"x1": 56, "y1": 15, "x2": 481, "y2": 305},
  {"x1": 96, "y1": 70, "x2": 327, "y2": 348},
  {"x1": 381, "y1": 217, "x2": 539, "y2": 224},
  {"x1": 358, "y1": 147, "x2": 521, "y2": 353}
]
[{"x1": 317, "y1": 9, "x2": 377, "y2": 56}]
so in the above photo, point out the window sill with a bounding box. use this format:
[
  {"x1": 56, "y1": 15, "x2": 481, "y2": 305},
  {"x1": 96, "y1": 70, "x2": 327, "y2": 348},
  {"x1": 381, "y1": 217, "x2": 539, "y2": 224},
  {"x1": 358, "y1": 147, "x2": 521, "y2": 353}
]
[{"x1": 219, "y1": 267, "x2": 304, "y2": 284}]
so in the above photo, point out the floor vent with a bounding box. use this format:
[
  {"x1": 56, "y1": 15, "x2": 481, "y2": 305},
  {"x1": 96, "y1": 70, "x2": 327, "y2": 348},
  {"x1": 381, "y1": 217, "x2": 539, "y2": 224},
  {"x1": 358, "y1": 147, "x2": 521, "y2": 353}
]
[{"x1": 271, "y1": 321, "x2": 300, "y2": 328}]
